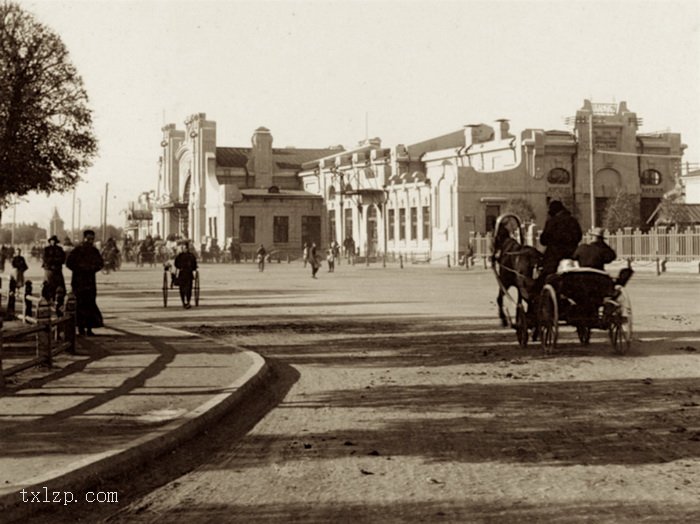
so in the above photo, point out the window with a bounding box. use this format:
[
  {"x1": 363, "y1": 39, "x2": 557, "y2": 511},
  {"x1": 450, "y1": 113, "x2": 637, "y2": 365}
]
[
  {"x1": 422, "y1": 206, "x2": 430, "y2": 240},
  {"x1": 410, "y1": 207, "x2": 418, "y2": 240},
  {"x1": 302, "y1": 215, "x2": 321, "y2": 247},
  {"x1": 239, "y1": 216, "x2": 255, "y2": 243},
  {"x1": 273, "y1": 216, "x2": 289, "y2": 243},
  {"x1": 399, "y1": 208, "x2": 406, "y2": 241},
  {"x1": 640, "y1": 169, "x2": 662, "y2": 185},
  {"x1": 547, "y1": 168, "x2": 571, "y2": 184},
  {"x1": 388, "y1": 209, "x2": 395, "y2": 241}
]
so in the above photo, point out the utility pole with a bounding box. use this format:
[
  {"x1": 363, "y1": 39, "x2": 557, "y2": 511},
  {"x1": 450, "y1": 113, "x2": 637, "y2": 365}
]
[
  {"x1": 587, "y1": 110, "x2": 596, "y2": 228},
  {"x1": 103, "y1": 182, "x2": 109, "y2": 242},
  {"x1": 77, "y1": 198, "x2": 82, "y2": 232}
]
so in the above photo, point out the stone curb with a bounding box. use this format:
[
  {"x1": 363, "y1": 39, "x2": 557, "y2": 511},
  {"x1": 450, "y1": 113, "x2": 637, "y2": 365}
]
[{"x1": 0, "y1": 318, "x2": 269, "y2": 523}]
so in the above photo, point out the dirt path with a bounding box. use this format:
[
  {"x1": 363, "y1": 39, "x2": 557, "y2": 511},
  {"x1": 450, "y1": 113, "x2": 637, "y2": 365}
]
[{"x1": 25, "y1": 264, "x2": 700, "y2": 523}]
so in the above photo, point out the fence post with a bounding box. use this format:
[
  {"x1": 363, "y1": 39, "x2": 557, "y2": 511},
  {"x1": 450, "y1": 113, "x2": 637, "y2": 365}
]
[
  {"x1": 447, "y1": 254, "x2": 451, "y2": 268},
  {"x1": 63, "y1": 294, "x2": 77, "y2": 355},
  {"x1": 627, "y1": 258, "x2": 633, "y2": 270},
  {"x1": 656, "y1": 257, "x2": 661, "y2": 276},
  {"x1": 399, "y1": 254, "x2": 404, "y2": 269},
  {"x1": 661, "y1": 258, "x2": 667, "y2": 273},
  {"x1": 36, "y1": 298, "x2": 52, "y2": 368},
  {"x1": 366, "y1": 252, "x2": 370, "y2": 267},
  {"x1": 382, "y1": 254, "x2": 386, "y2": 268}
]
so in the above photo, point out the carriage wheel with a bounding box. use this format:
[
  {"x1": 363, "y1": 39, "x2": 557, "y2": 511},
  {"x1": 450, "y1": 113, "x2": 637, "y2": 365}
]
[
  {"x1": 539, "y1": 284, "x2": 558, "y2": 354},
  {"x1": 609, "y1": 287, "x2": 632, "y2": 354},
  {"x1": 194, "y1": 272, "x2": 200, "y2": 307},
  {"x1": 516, "y1": 304, "x2": 528, "y2": 348},
  {"x1": 577, "y1": 325, "x2": 591, "y2": 345},
  {"x1": 162, "y1": 271, "x2": 168, "y2": 307}
]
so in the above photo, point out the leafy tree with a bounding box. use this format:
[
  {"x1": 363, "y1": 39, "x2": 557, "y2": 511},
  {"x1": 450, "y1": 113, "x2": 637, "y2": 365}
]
[
  {"x1": 602, "y1": 189, "x2": 640, "y2": 231},
  {"x1": 0, "y1": 221, "x2": 47, "y2": 244},
  {"x1": 0, "y1": 3, "x2": 97, "y2": 214},
  {"x1": 503, "y1": 197, "x2": 536, "y2": 223}
]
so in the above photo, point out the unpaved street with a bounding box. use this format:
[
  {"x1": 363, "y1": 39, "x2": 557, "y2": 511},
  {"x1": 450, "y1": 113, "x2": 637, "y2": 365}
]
[{"x1": 29, "y1": 262, "x2": 700, "y2": 523}]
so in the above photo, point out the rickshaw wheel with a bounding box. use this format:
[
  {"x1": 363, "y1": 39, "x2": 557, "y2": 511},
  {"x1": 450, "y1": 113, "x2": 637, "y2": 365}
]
[
  {"x1": 194, "y1": 272, "x2": 200, "y2": 307},
  {"x1": 162, "y1": 271, "x2": 168, "y2": 308},
  {"x1": 609, "y1": 287, "x2": 632, "y2": 354}
]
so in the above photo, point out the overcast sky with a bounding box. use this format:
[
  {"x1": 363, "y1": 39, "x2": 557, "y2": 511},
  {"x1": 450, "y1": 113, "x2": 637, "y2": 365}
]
[{"x1": 8, "y1": 0, "x2": 700, "y2": 231}]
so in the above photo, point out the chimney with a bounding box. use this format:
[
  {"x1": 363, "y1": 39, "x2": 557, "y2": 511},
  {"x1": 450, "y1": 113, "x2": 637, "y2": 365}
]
[{"x1": 250, "y1": 127, "x2": 274, "y2": 188}]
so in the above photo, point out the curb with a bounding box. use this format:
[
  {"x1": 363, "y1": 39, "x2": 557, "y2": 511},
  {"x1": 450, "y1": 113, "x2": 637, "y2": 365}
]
[{"x1": 0, "y1": 318, "x2": 269, "y2": 523}]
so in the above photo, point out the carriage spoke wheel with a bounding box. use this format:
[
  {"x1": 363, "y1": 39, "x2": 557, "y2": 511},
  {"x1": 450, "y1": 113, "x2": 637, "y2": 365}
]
[
  {"x1": 577, "y1": 325, "x2": 591, "y2": 345},
  {"x1": 194, "y1": 272, "x2": 200, "y2": 307},
  {"x1": 516, "y1": 304, "x2": 528, "y2": 348},
  {"x1": 609, "y1": 287, "x2": 632, "y2": 354},
  {"x1": 539, "y1": 284, "x2": 558, "y2": 354},
  {"x1": 162, "y1": 271, "x2": 168, "y2": 308}
]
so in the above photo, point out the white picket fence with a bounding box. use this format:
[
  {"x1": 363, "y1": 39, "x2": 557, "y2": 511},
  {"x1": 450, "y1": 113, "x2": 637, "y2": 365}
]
[{"x1": 470, "y1": 226, "x2": 700, "y2": 262}]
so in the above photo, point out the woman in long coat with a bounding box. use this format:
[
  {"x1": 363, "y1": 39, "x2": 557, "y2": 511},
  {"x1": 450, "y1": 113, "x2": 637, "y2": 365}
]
[{"x1": 66, "y1": 230, "x2": 104, "y2": 336}]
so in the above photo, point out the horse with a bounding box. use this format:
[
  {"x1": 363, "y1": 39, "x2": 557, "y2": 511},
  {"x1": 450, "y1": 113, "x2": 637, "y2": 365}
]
[{"x1": 494, "y1": 235, "x2": 543, "y2": 329}]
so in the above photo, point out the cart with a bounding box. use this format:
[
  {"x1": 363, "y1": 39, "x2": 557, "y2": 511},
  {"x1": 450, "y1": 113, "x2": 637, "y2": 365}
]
[
  {"x1": 538, "y1": 267, "x2": 633, "y2": 354},
  {"x1": 162, "y1": 266, "x2": 200, "y2": 308}
]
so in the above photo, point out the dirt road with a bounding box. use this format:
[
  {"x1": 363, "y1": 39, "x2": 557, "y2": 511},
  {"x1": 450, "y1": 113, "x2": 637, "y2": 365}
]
[{"x1": 29, "y1": 263, "x2": 700, "y2": 523}]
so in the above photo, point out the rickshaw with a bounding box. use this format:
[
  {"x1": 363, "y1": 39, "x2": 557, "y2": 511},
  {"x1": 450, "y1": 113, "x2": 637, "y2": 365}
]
[{"x1": 162, "y1": 263, "x2": 200, "y2": 308}]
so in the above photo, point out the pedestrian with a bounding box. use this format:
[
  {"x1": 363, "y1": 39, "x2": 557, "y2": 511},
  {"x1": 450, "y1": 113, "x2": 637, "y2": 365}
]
[
  {"x1": 66, "y1": 230, "x2": 104, "y2": 336},
  {"x1": 11, "y1": 248, "x2": 29, "y2": 287},
  {"x1": 256, "y1": 244, "x2": 267, "y2": 272},
  {"x1": 310, "y1": 242, "x2": 320, "y2": 279},
  {"x1": 331, "y1": 240, "x2": 340, "y2": 266},
  {"x1": 573, "y1": 227, "x2": 617, "y2": 270},
  {"x1": 343, "y1": 236, "x2": 355, "y2": 264},
  {"x1": 302, "y1": 242, "x2": 309, "y2": 268},
  {"x1": 327, "y1": 247, "x2": 335, "y2": 272},
  {"x1": 174, "y1": 241, "x2": 198, "y2": 309},
  {"x1": 42, "y1": 235, "x2": 67, "y2": 305}
]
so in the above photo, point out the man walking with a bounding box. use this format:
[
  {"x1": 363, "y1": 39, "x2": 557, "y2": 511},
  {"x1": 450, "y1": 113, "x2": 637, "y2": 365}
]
[
  {"x1": 174, "y1": 241, "x2": 198, "y2": 309},
  {"x1": 256, "y1": 244, "x2": 267, "y2": 272},
  {"x1": 66, "y1": 230, "x2": 104, "y2": 336}
]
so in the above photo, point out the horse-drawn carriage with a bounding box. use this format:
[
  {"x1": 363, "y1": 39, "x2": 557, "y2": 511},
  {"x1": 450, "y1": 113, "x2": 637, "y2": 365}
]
[{"x1": 492, "y1": 213, "x2": 633, "y2": 354}]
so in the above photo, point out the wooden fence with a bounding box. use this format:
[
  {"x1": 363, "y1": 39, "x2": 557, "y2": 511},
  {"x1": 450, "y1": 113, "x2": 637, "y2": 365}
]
[
  {"x1": 0, "y1": 276, "x2": 77, "y2": 387},
  {"x1": 470, "y1": 226, "x2": 700, "y2": 263}
]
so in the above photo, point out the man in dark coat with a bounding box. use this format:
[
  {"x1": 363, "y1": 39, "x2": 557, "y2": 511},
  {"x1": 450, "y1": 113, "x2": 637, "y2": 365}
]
[
  {"x1": 66, "y1": 230, "x2": 104, "y2": 336},
  {"x1": 42, "y1": 235, "x2": 66, "y2": 304},
  {"x1": 573, "y1": 227, "x2": 616, "y2": 270},
  {"x1": 174, "y1": 241, "x2": 198, "y2": 309},
  {"x1": 539, "y1": 200, "x2": 582, "y2": 277}
]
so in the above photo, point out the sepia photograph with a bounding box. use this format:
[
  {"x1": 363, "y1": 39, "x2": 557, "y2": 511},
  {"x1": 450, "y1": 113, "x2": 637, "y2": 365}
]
[{"x1": 1, "y1": 0, "x2": 699, "y2": 522}]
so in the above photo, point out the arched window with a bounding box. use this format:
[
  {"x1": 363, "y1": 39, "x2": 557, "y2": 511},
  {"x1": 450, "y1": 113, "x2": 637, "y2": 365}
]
[
  {"x1": 547, "y1": 168, "x2": 571, "y2": 184},
  {"x1": 640, "y1": 169, "x2": 662, "y2": 185},
  {"x1": 328, "y1": 186, "x2": 336, "y2": 200}
]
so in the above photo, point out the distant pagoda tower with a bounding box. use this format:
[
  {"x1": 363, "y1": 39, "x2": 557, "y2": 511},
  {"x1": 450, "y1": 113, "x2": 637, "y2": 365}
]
[{"x1": 49, "y1": 207, "x2": 67, "y2": 239}]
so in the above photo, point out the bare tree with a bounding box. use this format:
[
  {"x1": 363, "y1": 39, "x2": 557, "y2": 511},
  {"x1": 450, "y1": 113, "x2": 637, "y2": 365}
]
[
  {"x1": 602, "y1": 189, "x2": 640, "y2": 231},
  {"x1": 0, "y1": 2, "x2": 97, "y2": 216}
]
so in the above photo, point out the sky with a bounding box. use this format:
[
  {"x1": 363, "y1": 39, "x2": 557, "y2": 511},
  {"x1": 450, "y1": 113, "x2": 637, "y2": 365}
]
[{"x1": 7, "y1": 0, "x2": 700, "y2": 231}]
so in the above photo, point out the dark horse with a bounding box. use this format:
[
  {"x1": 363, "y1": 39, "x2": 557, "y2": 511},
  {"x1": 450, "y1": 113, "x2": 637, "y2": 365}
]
[{"x1": 493, "y1": 226, "x2": 542, "y2": 329}]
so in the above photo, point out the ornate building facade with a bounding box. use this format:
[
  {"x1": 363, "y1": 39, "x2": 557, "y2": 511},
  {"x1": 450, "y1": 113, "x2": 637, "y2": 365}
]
[
  {"x1": 300, "y1": 100, "x2": 685, "y2": 261},
  {"x1": 154, "y1": 113, "x2": 341, "y2": 255}
]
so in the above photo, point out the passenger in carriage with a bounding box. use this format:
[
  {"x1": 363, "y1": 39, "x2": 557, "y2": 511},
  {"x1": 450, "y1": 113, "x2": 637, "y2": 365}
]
[
  {"x1": 539, "y1": 200, "x2": 582, "y2": 279},
  {"x1": 572, "y1": 227, "x2": 616, "y2": 271}
]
